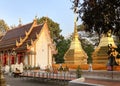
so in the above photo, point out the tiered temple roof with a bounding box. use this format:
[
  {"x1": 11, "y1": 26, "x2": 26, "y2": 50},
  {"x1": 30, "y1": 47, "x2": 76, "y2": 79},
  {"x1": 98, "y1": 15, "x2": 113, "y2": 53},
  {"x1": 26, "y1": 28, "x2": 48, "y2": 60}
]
[{"x1": 0, "y1": 20, "x2": 44, "y2": 52}]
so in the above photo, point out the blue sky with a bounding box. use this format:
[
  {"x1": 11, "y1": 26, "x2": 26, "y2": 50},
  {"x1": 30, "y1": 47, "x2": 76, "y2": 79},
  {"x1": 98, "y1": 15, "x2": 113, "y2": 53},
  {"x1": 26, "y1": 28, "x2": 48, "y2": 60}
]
[{"x1": 0, "y1": 0, "x2": 82, "y2": 36}]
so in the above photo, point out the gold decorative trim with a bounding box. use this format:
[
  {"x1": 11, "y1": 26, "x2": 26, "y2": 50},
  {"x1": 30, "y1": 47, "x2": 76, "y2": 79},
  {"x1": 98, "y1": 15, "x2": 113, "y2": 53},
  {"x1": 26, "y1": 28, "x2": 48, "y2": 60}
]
[
  {"x1": 17, "y1": 20, "x2": 37, "y2": 47},
  {"x1": 26, "y1": 43, "x2": 30, "y2": 49},
  {"x1": 16, "y1": 40, "x2": 19, "y2": 46},
  {"x1": 36, "y1": 33, "x2": 39, "y2": 38},
  {"x1": 20, "y1": 37, "x2": 23, "y2": 43},
  {"x1": 25, "y1": 31, "x2": 28, "y2": 36},
  {"x1": 31, "y1": 39, "x2": 34, "y2": 45}
]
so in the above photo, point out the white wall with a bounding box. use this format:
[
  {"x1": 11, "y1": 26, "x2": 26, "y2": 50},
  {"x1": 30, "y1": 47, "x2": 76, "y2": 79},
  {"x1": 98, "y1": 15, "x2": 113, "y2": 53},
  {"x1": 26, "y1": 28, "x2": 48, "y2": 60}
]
[{"x1": 29, "y1": 27, "x2": 53, "y2": 69}]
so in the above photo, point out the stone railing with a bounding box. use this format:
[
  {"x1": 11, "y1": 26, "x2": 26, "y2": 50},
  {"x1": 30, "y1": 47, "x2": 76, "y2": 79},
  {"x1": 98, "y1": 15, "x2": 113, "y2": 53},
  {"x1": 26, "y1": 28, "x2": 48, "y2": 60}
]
[{"x1": 82, "y1": 70, "x2": 120, "y2": 81}]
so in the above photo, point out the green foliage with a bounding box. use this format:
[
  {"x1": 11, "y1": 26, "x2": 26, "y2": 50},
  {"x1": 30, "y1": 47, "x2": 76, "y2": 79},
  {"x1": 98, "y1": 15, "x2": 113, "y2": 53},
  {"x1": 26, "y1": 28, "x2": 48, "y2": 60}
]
[
  {"x1": 34, "y1": 66, "x2": 40, "y2": 70},
  {"x1": 84, "y1": 44, "x2": 94, "y2": 64},
  {"x1": 77, "y1": 24, "x2": 85, "y2": 31},
  {"x1": 73, "y1": 0, "x2": 120, "y2": 37},
  {"x1": 76, "y1": 65, "x2": 82, "y2": 78},
  {"x1": 0, "y1": 19, "x2": 9, "y2": 36},
  {"x1": 80, "y1": 38, "x2": 94, "y2": 63},
  {"x1": 54, "y1": 38, "x2": 71, "y2": 63},
  {"x1": 58, "y1": 65, "x2": 63, "y2": 72},
  {"x1": 37, "y1": 17, "x2": 62, "y2": 39},
  {"x1": 23, "y1": 66, "x2": 27, "y2": 70},
  {"x1": 63, "y1": 65, "x2": 69, "y2": 72},
  {"x1": 115, "y1": 44, "x2": 120, "y2": 59}
]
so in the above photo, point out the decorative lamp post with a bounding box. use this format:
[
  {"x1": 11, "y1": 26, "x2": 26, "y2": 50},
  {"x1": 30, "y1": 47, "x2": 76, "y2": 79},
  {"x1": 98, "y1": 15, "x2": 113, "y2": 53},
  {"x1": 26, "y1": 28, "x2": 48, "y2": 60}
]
[{"x1": 0, "y1": 61, "x2": 6, "y2": 86}]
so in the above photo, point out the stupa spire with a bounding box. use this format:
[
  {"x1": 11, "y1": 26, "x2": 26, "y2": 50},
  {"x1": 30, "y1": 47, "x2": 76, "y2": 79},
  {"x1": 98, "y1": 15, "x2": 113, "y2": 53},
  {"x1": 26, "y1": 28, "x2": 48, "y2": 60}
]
[
  {"x1": 92, "y1": 30, "x2": 117, "y2": 65},
  {"x1": 18, "y1": 18, "x2": 22, "y2": 26},
  {"x1": 64, "y1": 0, "x2": 87, "y2": 64},
  {"x1": 73, "y1": 13, "x2": 79, "y2": 40}
]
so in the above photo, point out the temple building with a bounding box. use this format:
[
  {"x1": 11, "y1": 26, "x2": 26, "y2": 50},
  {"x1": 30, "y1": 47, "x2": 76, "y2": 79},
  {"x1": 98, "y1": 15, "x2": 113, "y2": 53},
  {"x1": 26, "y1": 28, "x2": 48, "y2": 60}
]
[
  {"x1": 92, "y1": 30, "x2": 117, "y2": 65},
  {"x1": 0, "y1": 19, "x2": 57, "y2": 68},
  {"x1": 64, "y1": 19, "x2": 88, "y2": 64}
]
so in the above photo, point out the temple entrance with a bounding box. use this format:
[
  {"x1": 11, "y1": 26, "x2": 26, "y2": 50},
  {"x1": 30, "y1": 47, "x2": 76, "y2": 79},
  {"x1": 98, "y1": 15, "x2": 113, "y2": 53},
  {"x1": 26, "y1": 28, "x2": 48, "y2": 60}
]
[{"x1": 17, "y1": 53, "x2": 24, "y2": 64}]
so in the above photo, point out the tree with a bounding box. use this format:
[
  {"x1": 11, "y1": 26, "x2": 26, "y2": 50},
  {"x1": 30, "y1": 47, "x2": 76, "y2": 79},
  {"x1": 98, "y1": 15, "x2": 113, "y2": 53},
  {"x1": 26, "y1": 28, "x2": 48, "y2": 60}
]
[
  {"x1": 77, "y1": 24, "x2": 97, "y2": 63},
  {"x1": 37, "y1": 17, "x2": 71, "y2": 63},
  {"x1": 37, "y1": 17, "x2": 62, "y2": 40},
  {"x1": 80, "y1": 36, "x2": 94, "y2": 63},
  {"x1": 0, "y1": 19, "x2": 9, "y2": 36},
  {"x1": 54, "y1": 38, "x2": 71, "y2": 63},
  {"x1": 77, "y1": 24, "x2": 85, "y2": 31},
  {"x1": 76, "y1": 65, "x2": 82, "y2": 78},
  {"x1": 72, "y1": 0, "x2": 120, "y2": 37}
]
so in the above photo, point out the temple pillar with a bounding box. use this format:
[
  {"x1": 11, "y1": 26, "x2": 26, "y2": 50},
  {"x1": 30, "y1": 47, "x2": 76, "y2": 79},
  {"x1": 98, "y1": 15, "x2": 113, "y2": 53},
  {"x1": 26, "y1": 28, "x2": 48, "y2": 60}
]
[
  {"x1": 11, "y1": 55, "x2": 14, "y2": 64},
  {"x1": 17, "y1": 54, "x2": 21, "y2": 64},
  {"x1": 30, "y1": 54, "x2": 32, "y2": 66},
  {"x1": 1, "y1": 53, "x2": 3, "y2": 66},
  {"x1": 48, "y1": 44, "x2": 50, "y2": 66},
  {"x1": 0, "y1": 52, "x2": 2, "y2": 65},
  {"x1": 3, "y1": 54, "x2": 7, "y2": 66},
  {"x1": 34, "y1": 46, "x2": 36, "y2": 67},
  {"x1": 21, "y1": 53, "x2": 25, "y2": 65},
  {"x1": 7, "y1": 52, "x2": 10, "y2": 66},
  {"x1": 28, "y1": 55, "x2": 30, "y2": 65}
]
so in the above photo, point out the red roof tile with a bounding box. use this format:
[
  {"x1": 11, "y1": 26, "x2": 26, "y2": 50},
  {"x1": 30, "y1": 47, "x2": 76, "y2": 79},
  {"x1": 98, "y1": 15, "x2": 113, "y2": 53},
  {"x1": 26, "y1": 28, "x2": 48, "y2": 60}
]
[
  {"x1": 16, "y1": 24, "x2": 44, "y2": 51},
  {"x1": 0, "y1": 22, "x2": 33, "y2": 50}
]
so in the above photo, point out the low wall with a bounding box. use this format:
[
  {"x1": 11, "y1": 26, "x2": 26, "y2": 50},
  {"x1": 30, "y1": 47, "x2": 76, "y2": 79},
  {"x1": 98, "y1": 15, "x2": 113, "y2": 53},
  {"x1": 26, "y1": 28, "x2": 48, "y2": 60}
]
[
  {"x1": 52, "y1": 64, "x2": 120, "y2": 71},
  {"x1": 82, "y1": 70, "x2": 120, "y2": 81},
  {"x1": 52, "y1": 64, "x2": 107, "y2": 70},
  {"x1": 69, "y1": 78, "x2": 104, "y2": 86}
]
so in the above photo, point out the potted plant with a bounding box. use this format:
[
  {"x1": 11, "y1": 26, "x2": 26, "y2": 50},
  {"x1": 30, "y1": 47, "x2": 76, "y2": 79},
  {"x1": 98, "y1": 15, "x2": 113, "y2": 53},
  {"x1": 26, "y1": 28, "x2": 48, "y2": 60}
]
[{"x1": 76, "y1": 65, "x2": 82, "y2": 78}]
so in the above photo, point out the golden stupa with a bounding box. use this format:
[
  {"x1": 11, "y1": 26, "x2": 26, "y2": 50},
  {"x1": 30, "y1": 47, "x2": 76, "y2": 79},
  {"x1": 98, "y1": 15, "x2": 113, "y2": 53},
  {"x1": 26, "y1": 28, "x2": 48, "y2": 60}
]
[
  {"x1": 92, "y1": 30, "x2": 117, "y2": 65},
  {"x1": 64, "y1": 18, "x2": 88, "y2": 65}
]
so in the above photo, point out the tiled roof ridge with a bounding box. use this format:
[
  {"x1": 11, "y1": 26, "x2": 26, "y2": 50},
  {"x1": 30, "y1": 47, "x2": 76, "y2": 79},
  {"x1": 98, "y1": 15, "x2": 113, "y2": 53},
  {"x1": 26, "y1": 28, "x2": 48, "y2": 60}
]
[{"x1": 8, "y1": 22, "x2": 33, "y2": 32}]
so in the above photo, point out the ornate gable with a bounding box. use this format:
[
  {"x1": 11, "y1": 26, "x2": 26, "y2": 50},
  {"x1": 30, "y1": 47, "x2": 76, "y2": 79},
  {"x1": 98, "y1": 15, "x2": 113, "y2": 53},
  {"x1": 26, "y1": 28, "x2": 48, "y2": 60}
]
[
  {"x1": 16, "y1": 24, "x2": 44, "y2": 51},
  {"x1": 0, "y1": 19, "x2": 37, "y2": 51}
]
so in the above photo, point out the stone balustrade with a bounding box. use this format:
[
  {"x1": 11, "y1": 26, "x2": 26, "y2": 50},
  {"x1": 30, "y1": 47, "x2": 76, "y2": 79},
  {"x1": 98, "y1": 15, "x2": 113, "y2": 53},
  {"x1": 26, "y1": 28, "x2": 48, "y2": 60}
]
[{"x1": 82, "y1": 70, "x2": 120, "y2": 81}]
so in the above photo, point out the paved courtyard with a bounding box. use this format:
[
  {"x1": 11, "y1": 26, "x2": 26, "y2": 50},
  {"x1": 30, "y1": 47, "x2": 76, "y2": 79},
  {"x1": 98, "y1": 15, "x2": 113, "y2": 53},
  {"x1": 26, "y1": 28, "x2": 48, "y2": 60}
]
[
  {"x1": 5, "y1": 75, "x2": 68, "y2": 86},
  {"x1": 85, "y1": 78, "x2": 120, "y2": 86},
  {"x1": 4, "y1": 74, "x2": 120, "y2": 86}
]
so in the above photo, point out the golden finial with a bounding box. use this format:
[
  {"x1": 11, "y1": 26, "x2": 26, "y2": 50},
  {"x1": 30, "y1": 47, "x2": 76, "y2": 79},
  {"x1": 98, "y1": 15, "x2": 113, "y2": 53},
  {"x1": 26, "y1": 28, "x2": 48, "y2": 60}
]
[
  {"x1": 35, "y1": 14, "x2": 38, "y2": 20},
  {"x1": 33, "y1": 14, "x2": 38, "y2": 25},
  {"x1": 45, "y1": 16, "x2": 48, "y2": 23},
  {"x1": 18, "y1": 18, "x2": 22, "y2": 26}
]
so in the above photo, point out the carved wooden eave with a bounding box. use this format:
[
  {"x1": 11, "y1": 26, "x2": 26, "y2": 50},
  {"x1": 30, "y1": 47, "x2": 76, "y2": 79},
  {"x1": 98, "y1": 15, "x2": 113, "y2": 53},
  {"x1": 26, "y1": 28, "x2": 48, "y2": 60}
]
[
  {"x1": 16, "y1": 40, "x2": 19, "y2": 47},
  {"x1": 33, "y1": 19, "x2": 37, "y2": 26},
  {"x1": 36, "y1": 33, "x2": 39, "y2": 38},
  {"x1": 16, "y1": 19, "x2": 37, "y2": 47},
  {"x1": 31, "y1": 39, "x2": 34, "y2": 45},
  {"x1": 20, "y1": 37, "x2": 23, "y2": 43},
  {"x1": 25, "y1": 31, "x2": 29, "y2": 36},
  {"x1": 26, "y1": 43, "x2": 30, "y2": 49}
]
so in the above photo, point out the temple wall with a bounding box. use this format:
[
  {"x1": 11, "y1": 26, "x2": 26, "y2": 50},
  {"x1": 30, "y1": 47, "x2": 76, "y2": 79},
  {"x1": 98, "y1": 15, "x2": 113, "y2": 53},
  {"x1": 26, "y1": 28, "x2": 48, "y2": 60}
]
[
  {"x1": 34, "y1": 28, "x2": 52, "y2": 69},
  {"x1": 30, "y1": 47, "x2": 35, "y2": 67},
  {"x1": 24, "y1": 54, "x2": 28, "y2": 65}
]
